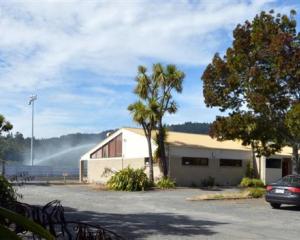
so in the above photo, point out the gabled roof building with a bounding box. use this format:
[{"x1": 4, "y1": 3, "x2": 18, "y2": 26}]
[{"x1": 80, "y1": 128, "x2": 294, "y2": 186}]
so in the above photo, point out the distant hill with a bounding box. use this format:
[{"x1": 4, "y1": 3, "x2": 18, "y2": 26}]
[
  {"x1": 2, "y1": 129, "x2": 115, "y2": 167},
  {"x1": 167, "y1": 122, "x2": 211, "y2": 134}
]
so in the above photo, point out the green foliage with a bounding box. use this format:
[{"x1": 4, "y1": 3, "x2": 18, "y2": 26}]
[
  {"x1": 153, "y1": 125, "x2": 168, "y2": 164},
  {"x1": 0, "y1": 207, "x2": 55, "y2": 240},
  {"x1": 286, "y1": 103, "x2": 300, "y2": 142},
  {"x1": 168, "y1": 122, "x2": 211, "y2": 134},
  {"x1": 107, "y1": 167, "x2": 150, "y2": 191},
  {"x1": 201, "y1": 10, "x2": 300, "y2": 162},
  {"x1": 0, "y1": 114, "x2": 13, "y2": 135},
  {"x1": 0, "y1": 129, "x2": 113, "y2": 165},
  {"x1": 245, "y1": 162, "x2": 255, "y2": 178},
  {"x1": 240, "y1": 177, "x2": 264, "y2": 188},
  {"x1": 129, "y1": 63, "x2": 185, "y2": 178},
  {"x1": 0, "y1": 176, "x2": 20, "y2": 207},
  {"x1": 247, "y1": 187, "x2": 266, "y2": 198},
  {"x1": 156, "y1": 177, "x2": 176, "y2": 189},
  {"x1": 201, "y1": 176, "x2": 215, "y2": 187}
]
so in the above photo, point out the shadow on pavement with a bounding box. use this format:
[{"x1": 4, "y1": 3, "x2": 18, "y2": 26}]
[
  {"x1": 276, "y1": 205, "x2": 300, "y2": 211},
  {"x1": 63, "y1": 206, "x2": 227, "y2": 239}
]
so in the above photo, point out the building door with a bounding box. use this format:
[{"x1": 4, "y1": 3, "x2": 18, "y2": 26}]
[{"x1": 282, "y1": 158, "x2": 291, "y2": 177}]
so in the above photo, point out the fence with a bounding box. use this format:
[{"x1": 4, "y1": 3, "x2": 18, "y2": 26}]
[{"x1": 5, "y1": 165, "x2": 79, "y2": 177}]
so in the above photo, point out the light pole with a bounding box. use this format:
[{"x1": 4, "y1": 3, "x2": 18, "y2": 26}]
[{"x1": 29, "y1": 95, "x2": 37, "y2": 166}]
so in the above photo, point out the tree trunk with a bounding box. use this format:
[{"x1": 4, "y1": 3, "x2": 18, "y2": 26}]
[
  {"x1": 292, "y1": 144, "x2": 299, "y2": 174},
  {"x1": 1, "y1": 160, "x2": 5, "y2": 176},
  {"x1": 146, "y1": 135, "x2": 154, "y2": 183},
  {"x1": 251, "y1": 143, "x2": 258, "y2": 178},
  {"x1": 158, "y1": 121, "x2": 168, "y2": 177}
]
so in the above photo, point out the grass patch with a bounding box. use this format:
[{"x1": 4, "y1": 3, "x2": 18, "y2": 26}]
[{"x1": 187, "y1": 187, "x2": 266, "y2": 201}]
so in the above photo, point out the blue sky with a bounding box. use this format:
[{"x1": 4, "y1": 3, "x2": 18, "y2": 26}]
[{"x1": 0, "y1": 0, "x2": 299, "y2": 138}]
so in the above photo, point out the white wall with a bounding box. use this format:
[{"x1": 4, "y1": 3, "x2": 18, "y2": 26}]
[
  {"x1": 80, "y1": 129, "x2": 160, "y2": 183},
  {"x1": 122, "y1": 129, "x2": 157, "y2": 159}
]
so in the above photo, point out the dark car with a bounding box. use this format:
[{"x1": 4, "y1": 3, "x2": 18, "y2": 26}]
[{"x1": 265, "y1": 175, "x2": 300, "y2": 209}]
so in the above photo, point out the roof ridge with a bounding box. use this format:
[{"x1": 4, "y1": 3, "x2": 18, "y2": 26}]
[{"x1": 123, "y1": 127, "x2": 212, "y2": 137}]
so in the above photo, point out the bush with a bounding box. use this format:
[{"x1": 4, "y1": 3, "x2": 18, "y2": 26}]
[
  {"x1": 240, "y1": 177, "x2": 251, "y2": 187},
  {"x1": 0, "y1": 175, "x2": 20, "y2": 207},
  {"x1": 240, "y1": 177, "x2": 264, "y2": 188},
  {"x1": 107, "y1": 167, "x2": 150, "y2": 191},
  {"x1": 201, "y1": 176, "x2": 215, "y2": 187},
  {"x1": 156, "y1": 177, "x2": 176, "y2": 189},
  {"x1": 248, "y1": 187, "x2": 266, "y2": 198},
  {"x1": 251, "y1": 179, "x2": 265, "y2": 188}
]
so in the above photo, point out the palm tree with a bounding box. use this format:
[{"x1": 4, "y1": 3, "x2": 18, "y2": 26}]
[
  {"x1": 128, "y1": 100, "x2": 158, "y2": 183},
  {"x1": 129, "y1": 64, "x2": 185, "y2": 178},
  {"x1": 151, "y1": 64, "x2": 185, "y2": 176}
]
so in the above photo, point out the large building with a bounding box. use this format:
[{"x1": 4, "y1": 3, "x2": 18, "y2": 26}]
[{"x1": 79, "y1": 128, "x2": 294, "y2": 186}]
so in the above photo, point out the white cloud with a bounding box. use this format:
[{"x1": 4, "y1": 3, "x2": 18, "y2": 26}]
[
  {"x1": 0, "y1": 0, "x2": 297, "y2": 137},
  {"x1": 1, "y1": 0, "x2": 290, "y2": 91}
]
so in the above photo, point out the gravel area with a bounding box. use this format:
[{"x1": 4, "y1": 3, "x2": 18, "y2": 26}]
[{"x1": 19, "y1": 184, "x2": 300, "y2": 240}]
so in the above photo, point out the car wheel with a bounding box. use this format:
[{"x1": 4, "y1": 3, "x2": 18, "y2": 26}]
[{"x1": 270, "y1": 203, "x2": 281, "y2": 209}]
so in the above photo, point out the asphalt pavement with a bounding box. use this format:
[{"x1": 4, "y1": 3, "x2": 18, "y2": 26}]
[{"x1": 19, "y1": 184, "x2": 300, "y2": 240}]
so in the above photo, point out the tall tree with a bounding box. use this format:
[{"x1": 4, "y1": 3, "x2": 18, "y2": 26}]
[
  {"x1": 128, "y1": 66, "x2": 159, "y2": 183},
  {"x1": 0, "y1": 115, "x2": 12, "y2": 135},
  {"x1": 285, "y1": 103, "x2": 300, "y2": 173},
  {"x1": 0, "y1": 114, "x2": 13, "y2": 175},
  {"x1": 201, "y1": 10, "x2": 300, "y2": 173},
  {"x1": 130, "y1": 64, "x2": 185, "y2": 177},
  {"x1": 153, "y1": 64, "x2": 185, "y2": 176}
]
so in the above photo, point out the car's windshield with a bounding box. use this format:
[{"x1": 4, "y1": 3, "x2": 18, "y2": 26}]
[{"x1": 277, "y1": 176, "x2": 300, "y2": 185}]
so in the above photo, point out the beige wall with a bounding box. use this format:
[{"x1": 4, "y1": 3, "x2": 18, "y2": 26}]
[
  {"x1": 168, "y1": 146, "x2": 250, "y2": 186},
  {"x1": 84, "y1": 157, "x2": 162, "y2": 183}
]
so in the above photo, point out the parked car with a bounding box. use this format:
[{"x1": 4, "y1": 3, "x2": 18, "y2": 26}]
[{"x1": 265, "y1": 175, "x2": 300, "y2": 209}]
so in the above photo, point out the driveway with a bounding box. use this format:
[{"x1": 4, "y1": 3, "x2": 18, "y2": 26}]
[{"x1": 19, "y1": 185, "x2": 300, "y2": 240}]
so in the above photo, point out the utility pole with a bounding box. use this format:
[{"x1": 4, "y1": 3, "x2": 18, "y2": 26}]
[{"x1": 29, "y1": 95, "x2": 37, "y2": 166}]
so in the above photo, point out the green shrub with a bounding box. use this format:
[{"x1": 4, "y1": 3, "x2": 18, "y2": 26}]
[
  {"x1": 201, "y1": 176, "x2": 215, "y2": 187},
  {"x1": 248, "y1": 187, "x2": 266, "y2": 198},
  {"x1": 251, "y1": 179, "x2": 265, "y2": 188},
  {"x1": 107, "y1": 167, "x2": 150, "y2": 191},
  {"x1": 156, "y1": 177, "x2": 176, "y2": 189},
  {"x1": 240, "y1": 177, "x2": 264, "y2": 188},
  {"x1": 0, "y1": 176, "x2": 20, "y2": 207},
  {"x1": 240, "y1": 177, "x2": 251, "y2": 187}
]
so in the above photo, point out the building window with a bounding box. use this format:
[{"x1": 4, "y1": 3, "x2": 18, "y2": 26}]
[
  {"x1": 90, "y1": 134, "x2": 122, "y2": 158},
  {"x1": 266, "y1": 158, "x2": 281, "y2": 169},
  {"x1": 182, "y1": 157, "x2": 209, "y2": 166},
  {"x1": 220, "y1": 159, "x2": 242, "y2": 167}
]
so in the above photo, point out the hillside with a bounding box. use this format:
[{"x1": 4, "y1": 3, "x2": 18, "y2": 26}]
[{"x1": 168, "y1": 122, "x2": 211, "y2": 134}]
